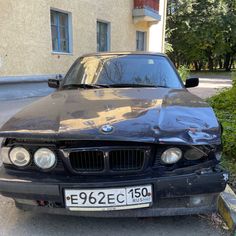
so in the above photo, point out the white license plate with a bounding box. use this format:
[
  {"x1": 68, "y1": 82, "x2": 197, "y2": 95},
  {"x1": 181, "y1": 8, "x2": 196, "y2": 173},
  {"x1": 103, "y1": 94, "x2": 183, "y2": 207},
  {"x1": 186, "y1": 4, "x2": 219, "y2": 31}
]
[{"x1": 64, "y1": 185, "x2": 152, "y2": 211}]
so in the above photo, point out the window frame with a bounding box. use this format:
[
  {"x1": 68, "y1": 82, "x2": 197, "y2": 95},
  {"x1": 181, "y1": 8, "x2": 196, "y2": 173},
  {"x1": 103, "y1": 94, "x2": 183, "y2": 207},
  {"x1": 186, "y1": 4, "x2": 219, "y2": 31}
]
[
  {"x1": 136, "y1": 31, "x2": 147, "y2": 51},
  {"x1": 97, "y1": 20, "x2": 111, "y2": 52},
  {"x1": 50, "y1": 8, "x2": 73, "y2": 54}
]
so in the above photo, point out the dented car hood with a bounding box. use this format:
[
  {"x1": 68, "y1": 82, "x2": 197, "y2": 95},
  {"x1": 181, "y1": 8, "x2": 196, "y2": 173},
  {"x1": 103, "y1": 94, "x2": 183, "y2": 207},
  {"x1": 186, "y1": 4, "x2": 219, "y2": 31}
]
[{"x1": 0, "y1": 88, "x2": 221, "y2": 145}]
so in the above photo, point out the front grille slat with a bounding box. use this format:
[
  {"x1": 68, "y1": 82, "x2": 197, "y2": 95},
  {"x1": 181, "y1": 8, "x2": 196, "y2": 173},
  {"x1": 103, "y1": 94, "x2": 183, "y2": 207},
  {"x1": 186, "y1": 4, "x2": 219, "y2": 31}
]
[
  {"x1": 109, "y1": 149, "x2": 145, "y2": 172},
  {"x1": 69, "y1": 151, "x2": 104, "y2": 172},
  {"x1": 68, "y1": 148, "x2": 147, "y2": 173}
]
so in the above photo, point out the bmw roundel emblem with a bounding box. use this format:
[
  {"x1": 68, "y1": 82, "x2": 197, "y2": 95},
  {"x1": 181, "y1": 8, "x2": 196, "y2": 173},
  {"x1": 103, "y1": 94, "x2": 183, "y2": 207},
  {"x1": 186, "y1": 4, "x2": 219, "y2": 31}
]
[{"x1": 100, "y1": 124, "x2": 114, "y2": 134}]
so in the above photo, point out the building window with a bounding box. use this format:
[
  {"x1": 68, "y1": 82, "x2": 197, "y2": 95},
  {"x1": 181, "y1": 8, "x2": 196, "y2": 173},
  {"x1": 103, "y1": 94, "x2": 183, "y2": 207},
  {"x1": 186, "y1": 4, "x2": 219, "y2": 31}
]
[
  {"x1": 136, "y1": 31, "x2": 146, "y2": 51},
  {"x1": 51, "y1": 10, "x2": 70, "y2": 53},
  {"x1": 97, "y1": 21, "x2": 110, "y2": 52}
]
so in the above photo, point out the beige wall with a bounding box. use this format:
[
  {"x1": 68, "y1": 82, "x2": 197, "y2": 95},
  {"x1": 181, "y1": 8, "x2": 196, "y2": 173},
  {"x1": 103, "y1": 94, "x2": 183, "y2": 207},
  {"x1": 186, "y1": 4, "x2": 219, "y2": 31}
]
[{"x1": 0, "y1": 0, "x2": 164, "y2": 77}]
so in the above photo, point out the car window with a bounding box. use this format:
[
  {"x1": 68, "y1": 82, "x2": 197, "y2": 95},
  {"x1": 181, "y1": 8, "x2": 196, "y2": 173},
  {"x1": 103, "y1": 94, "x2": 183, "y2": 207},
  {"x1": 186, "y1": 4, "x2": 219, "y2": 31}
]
[{"x1": 62, "y1": 55, "x2": 183, "y2": 89}]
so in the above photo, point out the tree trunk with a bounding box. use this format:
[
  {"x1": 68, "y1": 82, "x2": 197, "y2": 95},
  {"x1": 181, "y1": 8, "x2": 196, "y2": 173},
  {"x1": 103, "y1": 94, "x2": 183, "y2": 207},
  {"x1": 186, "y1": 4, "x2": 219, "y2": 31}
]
[
  {"x1": 199, "y1": 62, "x2": 203, "y2": 71},
  {"x1": 206, "y1": 49, "x2": 214, "y2": 71},
  {"x1": 208, "y1": 57, "x2": 214, "y2": 71},
  {"x1": 219, "y1": 58, "x2": 223, "y2": 69},
  {"x1": 194, "y1": 61, "x2": 199, "y2": 71},
  {"x1": 229, "y1": 58, "x2": 234, "y2": 70},
  {"x1": 224, "y1": 53, "x2": 231, "y2": 71}
]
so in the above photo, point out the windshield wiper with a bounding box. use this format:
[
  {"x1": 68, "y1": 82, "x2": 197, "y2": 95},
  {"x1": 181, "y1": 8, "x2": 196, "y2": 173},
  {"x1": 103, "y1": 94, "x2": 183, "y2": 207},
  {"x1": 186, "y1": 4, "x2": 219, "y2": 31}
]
[
  {"x1": 62, "y1": 84, "x2": 110, "y2": 90},
  {"x1": 107, "y1": 84, "x2": 168, "y2": 88},
  {"x1": 62, "y1": 83, "x2": 169, "y2": 90}
]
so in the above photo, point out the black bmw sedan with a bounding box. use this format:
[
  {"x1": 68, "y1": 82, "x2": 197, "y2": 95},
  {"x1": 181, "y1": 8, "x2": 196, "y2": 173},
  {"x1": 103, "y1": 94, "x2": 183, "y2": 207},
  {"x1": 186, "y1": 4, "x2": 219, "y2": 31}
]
[{"x1": 0, "y1": 52, "x2": 228, "y2": 217}]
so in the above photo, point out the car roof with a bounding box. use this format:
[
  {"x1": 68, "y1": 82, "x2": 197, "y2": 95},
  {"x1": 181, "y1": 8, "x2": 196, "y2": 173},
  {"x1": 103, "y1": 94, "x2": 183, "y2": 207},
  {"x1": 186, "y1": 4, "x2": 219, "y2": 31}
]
[{"x1": 81, "y1": 51, "x2": 167, "y2": 58}]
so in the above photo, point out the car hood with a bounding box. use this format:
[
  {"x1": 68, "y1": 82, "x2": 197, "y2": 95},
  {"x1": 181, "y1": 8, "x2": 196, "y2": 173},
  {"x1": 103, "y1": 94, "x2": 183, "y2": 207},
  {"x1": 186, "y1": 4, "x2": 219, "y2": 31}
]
[{"x1": 0, "y1": 88, "x2": 221, "y2": 145}]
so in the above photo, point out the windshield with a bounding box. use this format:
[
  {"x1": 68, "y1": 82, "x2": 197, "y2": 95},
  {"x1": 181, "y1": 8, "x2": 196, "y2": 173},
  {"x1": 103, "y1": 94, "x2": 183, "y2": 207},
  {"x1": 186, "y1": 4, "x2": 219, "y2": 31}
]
[{"x1": 61, "y1": 55, "x2": 183, "y2": 89}]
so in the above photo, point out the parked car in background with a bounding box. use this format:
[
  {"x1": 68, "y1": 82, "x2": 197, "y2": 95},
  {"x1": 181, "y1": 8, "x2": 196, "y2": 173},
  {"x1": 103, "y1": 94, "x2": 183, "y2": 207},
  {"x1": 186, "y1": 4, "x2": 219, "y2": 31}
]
[{"x1": 0, "y1": 52, "x2": 228, "y2": 217}]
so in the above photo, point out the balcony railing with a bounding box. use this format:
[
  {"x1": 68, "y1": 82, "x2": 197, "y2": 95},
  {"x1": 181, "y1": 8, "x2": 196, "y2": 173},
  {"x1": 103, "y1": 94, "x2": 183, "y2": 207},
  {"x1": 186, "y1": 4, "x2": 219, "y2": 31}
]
[
  {"x1": 133, "y1": 0, "x2": 161, "y2": 24},
  {"x1": 134, "y1": 0, "x2": 160, "y2": 13}
]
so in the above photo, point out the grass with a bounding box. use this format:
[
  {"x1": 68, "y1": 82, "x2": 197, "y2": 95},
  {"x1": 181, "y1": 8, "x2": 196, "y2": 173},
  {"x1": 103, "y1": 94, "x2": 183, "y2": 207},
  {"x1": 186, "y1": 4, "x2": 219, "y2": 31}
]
[{"x1": 207, "y1": 72, "x2": 236, "y2": 190}]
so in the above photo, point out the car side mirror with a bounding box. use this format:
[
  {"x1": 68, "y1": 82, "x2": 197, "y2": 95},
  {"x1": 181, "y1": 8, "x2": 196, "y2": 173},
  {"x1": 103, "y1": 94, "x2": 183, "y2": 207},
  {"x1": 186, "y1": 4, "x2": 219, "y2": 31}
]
[
  {"x1": 185, "y1": 77, "x2": 199, "y2": 88},
  {"x1": 48, "y1": 79, "x2": 60, "y2": 88},
  {"x1": 48, "y1": 75, "x2": 63, "y2": 89}
]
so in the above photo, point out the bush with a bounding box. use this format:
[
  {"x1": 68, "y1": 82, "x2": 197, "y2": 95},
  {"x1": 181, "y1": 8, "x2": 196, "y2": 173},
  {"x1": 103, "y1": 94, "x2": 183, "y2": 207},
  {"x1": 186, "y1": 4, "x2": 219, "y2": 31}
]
[
  {"x1": 208, "y1": 73, "x2": 236, "y2": 174},
  {"x1": 178, "y1": 65, "x2": 190, "y2": 82}
]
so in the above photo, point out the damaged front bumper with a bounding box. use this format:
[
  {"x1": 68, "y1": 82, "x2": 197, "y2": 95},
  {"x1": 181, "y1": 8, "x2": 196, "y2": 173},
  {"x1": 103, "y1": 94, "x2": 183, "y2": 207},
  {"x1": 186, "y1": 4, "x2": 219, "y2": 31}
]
[{"x1": 0, "y1": 166, "x2": 228, "y2": 217}]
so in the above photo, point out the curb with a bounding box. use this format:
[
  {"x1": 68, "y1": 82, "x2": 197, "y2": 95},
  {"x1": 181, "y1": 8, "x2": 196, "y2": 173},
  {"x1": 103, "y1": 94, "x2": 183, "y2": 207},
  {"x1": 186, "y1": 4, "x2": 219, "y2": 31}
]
[{"x1": 218, "y1": 185, "x2": 236, "y2": 234}]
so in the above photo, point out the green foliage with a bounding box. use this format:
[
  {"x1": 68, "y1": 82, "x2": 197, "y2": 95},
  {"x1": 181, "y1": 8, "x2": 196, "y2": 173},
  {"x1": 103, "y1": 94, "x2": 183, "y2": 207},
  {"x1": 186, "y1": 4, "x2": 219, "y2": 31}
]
[
  {"x1": 165, "y1": 42, "x2": 174, "y2": 53},
  {"x1": 208, "y1": 76, "x2": 236, "y2": 174},
  {"x1": 164, "y1": 28, "x2": 174, "y2": 53},
  {"x1": 166, "y1": 0, "x2": 236, "y2": 71},
  {"x1": 178, "y1": 65, "x2": 190, "y2": 82}
]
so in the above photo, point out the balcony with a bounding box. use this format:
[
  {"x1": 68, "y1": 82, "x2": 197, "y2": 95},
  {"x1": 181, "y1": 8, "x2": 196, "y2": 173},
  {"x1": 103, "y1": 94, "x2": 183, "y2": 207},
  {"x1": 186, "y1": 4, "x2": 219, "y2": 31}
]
[{"x1": 133, "y1": 0, "x2": 161, "y2": 25}]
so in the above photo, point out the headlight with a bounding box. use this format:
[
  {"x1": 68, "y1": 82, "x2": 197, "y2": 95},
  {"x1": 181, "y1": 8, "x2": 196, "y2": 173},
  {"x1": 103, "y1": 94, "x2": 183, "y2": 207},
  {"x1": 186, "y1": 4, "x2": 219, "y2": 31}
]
[
  {"x1": 34, "y1": 148, "x2": 56, "y2": 170},
  {"x1": 161, "y1": 148, "x2": 182, "y2": 164},
  {"x1": 0, "y1": 147, "x2": 11, "y2": 165},
  {"x1": 184, "y1": 149, "x2": 204, "y2": 160},
  {"x1": 9, "y1": 147, "x2": 31, "y2": 167}
]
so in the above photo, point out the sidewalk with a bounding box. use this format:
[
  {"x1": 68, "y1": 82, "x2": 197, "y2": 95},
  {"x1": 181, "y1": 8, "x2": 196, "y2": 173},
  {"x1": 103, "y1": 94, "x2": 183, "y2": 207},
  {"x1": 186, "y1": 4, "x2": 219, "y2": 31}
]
[{"x1": 188, "y1": 78, "x2": 232, "y2": 99}]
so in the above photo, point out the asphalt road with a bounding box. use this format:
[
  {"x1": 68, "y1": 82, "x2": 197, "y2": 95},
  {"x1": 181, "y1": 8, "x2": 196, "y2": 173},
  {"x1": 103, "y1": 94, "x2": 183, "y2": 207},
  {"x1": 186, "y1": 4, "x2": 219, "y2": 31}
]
[{"x1": 0, "y1": 78, "x2": 232, "y2": 236}]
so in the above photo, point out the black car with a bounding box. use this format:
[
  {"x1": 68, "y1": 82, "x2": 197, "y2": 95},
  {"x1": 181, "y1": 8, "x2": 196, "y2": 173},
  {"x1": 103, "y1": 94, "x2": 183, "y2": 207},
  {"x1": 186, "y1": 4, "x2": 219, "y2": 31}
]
[{"x1": 0, "y1": 52, "x2": 228, "y2": 217}]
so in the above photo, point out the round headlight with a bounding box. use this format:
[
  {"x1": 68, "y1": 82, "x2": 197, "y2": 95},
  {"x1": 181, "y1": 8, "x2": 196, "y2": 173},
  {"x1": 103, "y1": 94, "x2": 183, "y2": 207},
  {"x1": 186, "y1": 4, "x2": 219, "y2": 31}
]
[
  {"x1": 9, "y1": 147, "x2": 31, "y2": 167},
  {"x1": 161, "y1": 148, "x2": 182, "y2": 164},
  {"x1": 34, "y1": 148, "x2": 56, "y2": 170}
]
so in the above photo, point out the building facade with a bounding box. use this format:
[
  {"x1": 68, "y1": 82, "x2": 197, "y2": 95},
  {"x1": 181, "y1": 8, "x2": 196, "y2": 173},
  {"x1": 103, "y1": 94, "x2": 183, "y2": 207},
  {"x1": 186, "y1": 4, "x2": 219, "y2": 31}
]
[{"x1": 0, "y1": 0, "x2": 166, "y2": 79}]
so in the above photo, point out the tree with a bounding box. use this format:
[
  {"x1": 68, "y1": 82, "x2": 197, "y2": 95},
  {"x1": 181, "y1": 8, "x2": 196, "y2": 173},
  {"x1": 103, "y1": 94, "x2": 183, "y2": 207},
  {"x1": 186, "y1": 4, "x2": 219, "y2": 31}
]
[
  {"x1": 166, "y1": 0, "x2": 236, "y2": 71},
  {"x1": 221, "y1": 0, "x2": 236, "y2": 71}
]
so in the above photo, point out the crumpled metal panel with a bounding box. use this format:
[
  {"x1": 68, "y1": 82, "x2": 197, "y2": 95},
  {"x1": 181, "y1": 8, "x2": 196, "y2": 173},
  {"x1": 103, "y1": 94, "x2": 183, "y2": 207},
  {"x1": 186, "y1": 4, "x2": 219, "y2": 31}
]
[{"x1": 0, "y1": 88, "x2": 221, "y2": 145}]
